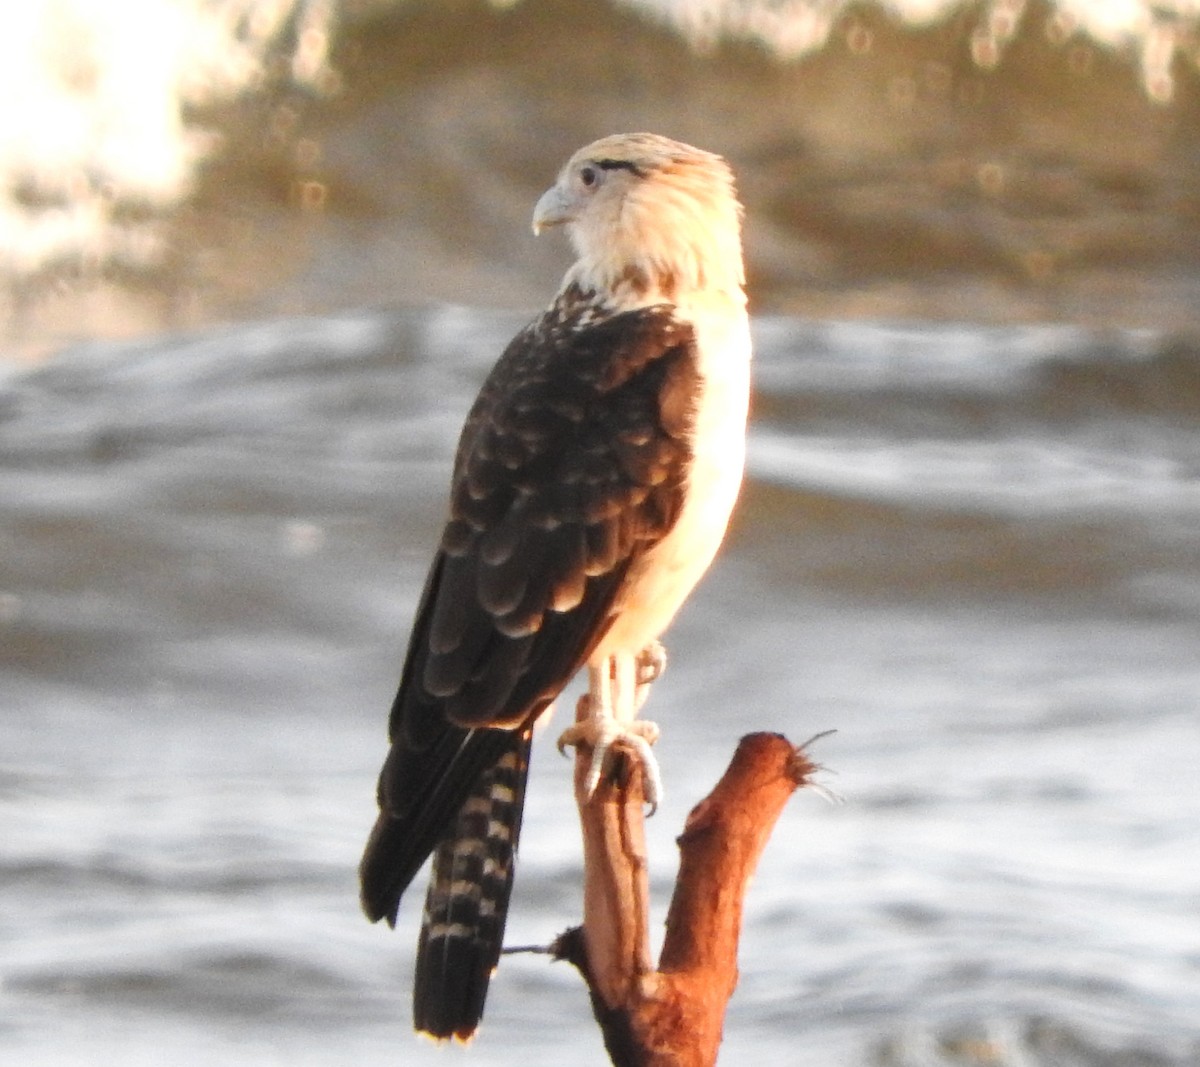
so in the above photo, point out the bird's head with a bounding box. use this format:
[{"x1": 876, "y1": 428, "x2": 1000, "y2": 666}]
[{"x1": 533, "y1": 133, "x2": 745, "y2": 307}]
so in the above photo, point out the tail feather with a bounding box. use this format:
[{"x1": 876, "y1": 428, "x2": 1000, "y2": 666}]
[
  {"x1": 359, "y1": 720, "x2": 515, "y2": 926},
  {"x1": 413, "y1": 726, "x2": 532, "y2": 1040}
]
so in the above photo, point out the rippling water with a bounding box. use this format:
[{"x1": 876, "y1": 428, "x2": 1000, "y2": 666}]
[
  {"x1": 3, "y1": 309, "x2": 1198, "y2": 1064},
  {"x1": 3, "y1": 0, "x2": 1199, "y2": 1062}
]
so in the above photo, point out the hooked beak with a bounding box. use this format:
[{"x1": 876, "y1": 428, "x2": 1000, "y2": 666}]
[{"x1": 532, "y1": 183, "x2": 575, "y2": 235}]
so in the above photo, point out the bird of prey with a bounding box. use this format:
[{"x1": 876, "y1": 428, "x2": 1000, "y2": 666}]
[{"x1": 360, "y1": 132, "x2": 751, "y2": 1042}]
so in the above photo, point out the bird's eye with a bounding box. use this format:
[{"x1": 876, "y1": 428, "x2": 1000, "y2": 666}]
[{"x1": 579, "y1": 165, "x2": 598, "y2": 188}]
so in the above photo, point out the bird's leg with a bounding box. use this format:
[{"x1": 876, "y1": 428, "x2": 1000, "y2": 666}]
[
  {"x1": 633, "y1": 640, "x2": 666, "y2": 714},
  {"x1": 557, "y1": 644, "x2": 665, "y2": 810}
]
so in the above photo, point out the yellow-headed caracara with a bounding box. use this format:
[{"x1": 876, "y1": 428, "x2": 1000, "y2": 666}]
[{"x1": 360, "y1": 133, "x2": 751, "y2": 1041}]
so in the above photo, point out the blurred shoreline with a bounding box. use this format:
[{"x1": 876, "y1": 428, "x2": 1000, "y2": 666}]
[{"x1": 3, "y1": 0, "x2": 1199, "y2": 360}]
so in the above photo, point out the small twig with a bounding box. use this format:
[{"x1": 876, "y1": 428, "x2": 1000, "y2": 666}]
[{"x1": 501, "y1": 943, "x2": 559, "y2": 956}]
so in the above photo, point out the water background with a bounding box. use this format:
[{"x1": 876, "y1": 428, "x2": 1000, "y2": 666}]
[{"x1": 2, "y1": 2, "x2": 1199, "y2": 1064}]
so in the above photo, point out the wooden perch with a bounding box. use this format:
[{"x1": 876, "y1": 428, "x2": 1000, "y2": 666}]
[{"x1": 553, "y1": 729, "x2": 819, "y2": 1067}]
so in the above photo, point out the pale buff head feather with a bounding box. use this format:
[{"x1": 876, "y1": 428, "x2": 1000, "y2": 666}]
[{"x1": 532, "y1": 133, "x2": 746, "y2": 307}]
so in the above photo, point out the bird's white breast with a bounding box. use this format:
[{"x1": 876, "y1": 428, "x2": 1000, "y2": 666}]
[{"x1": 592, "y1": 300, "x2": 751, "y2": 661}]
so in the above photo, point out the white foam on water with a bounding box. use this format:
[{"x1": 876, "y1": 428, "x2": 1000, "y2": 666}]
[{"x1": 0, "y1": 0, "x2": 337, "y2": 276}]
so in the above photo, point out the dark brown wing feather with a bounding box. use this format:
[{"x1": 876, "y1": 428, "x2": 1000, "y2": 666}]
[{"x1": 360, "y1": 292, "x2": 700, "y2": 1033}]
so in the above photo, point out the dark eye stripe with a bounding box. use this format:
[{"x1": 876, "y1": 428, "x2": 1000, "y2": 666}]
[{"x1": 594, "y1": 158, "x2": 645, "y2": 178}]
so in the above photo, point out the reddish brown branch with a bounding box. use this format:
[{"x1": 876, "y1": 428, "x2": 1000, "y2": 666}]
[
  {"x1": 555, "y1": 731, "x2": 819, "y2": 1067},
  {"x1": 572, "y1": 737, "x2": 655, "y2": 1010}
]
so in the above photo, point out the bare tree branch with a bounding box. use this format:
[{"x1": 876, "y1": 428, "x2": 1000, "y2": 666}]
[{"x1": 554, "y1": 730, "x2": 820, "y2": 1066}]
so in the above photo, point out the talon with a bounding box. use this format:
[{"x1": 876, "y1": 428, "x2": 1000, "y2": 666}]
[
  {"x1": 556, "y1": 651, "x2": 667, "y2": 811},
  {"x1": 558, "y1": 695, "x2": 593, "y2": 756},
  {"x1": 557, "y1": 717, "x2": 662, "y2": 807},
  {"x1": 636, "y1": 640, "x2": 667, "y2": 687},
  {"x1": 633, "y1": 641, "x2": 666, "y2": 714}
]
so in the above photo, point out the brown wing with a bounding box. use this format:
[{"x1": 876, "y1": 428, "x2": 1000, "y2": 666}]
[{"x1": 360, "y1": 297, "x2": 700, "y2": 925}]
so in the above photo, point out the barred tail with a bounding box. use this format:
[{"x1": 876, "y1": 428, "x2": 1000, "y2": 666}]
[{"x1": 413, "y1": 725, "x2": 532, "y2": 1041}]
